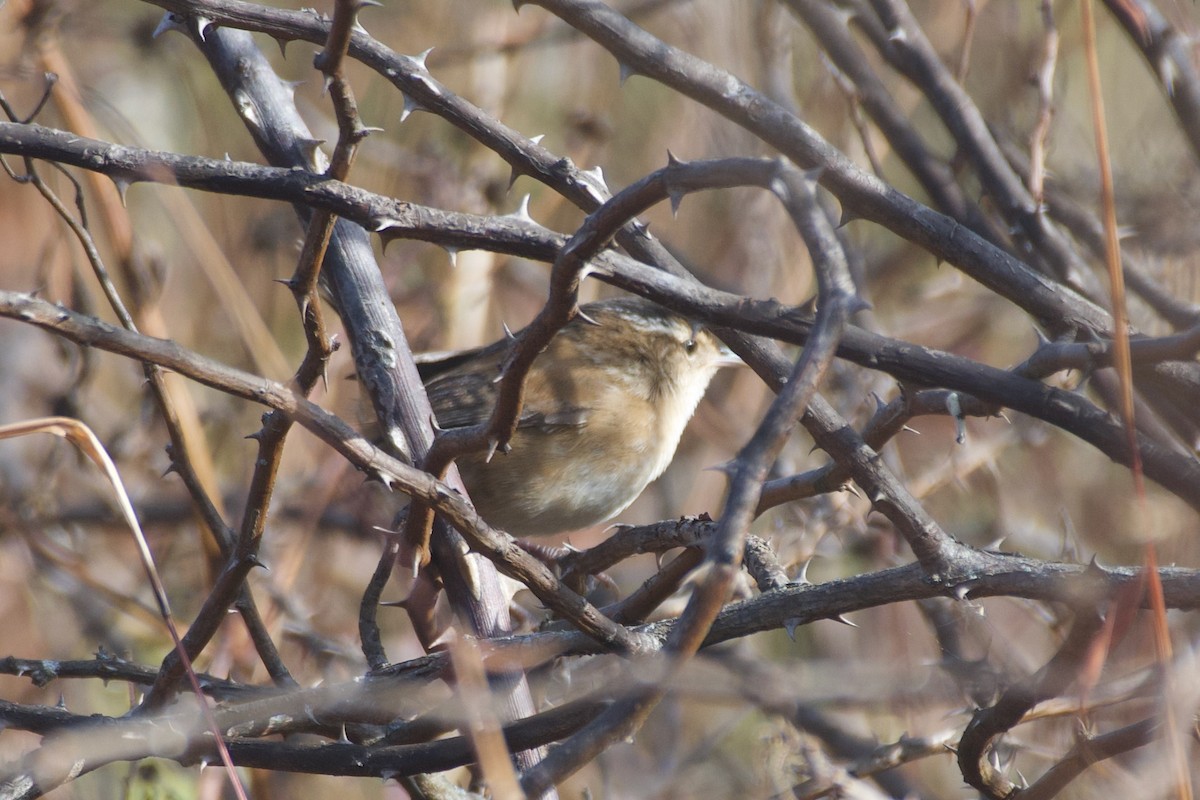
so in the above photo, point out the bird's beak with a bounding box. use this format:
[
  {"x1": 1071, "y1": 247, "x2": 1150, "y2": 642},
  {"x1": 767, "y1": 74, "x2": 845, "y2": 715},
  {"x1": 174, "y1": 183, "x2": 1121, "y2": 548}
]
[{"x1": 715, "y1": 345, "x2": 745, "y2": 369}]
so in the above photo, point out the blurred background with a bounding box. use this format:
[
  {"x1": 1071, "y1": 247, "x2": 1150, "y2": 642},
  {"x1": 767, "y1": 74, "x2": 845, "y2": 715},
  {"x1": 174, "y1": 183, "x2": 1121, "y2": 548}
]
[{"x1": 1, "y1": 1, "x2": 1199, "y2": 797}]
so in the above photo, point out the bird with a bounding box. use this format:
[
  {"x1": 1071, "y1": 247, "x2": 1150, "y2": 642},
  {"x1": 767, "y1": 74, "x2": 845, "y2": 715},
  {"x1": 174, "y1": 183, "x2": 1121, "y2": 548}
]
[{"x1": 420, "y1": 296, "x2": 738, "y2": 537}]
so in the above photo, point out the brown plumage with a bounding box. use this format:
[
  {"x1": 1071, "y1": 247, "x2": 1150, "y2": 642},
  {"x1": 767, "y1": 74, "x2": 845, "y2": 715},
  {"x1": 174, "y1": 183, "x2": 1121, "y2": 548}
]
[{"x1": 422, "y1": 297, "x2": 734, "y2": 536}]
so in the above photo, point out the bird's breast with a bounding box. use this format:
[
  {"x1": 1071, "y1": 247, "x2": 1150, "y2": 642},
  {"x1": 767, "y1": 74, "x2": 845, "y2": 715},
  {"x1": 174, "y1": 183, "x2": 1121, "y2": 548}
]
[{"x1": 456, "y1": 392, "x2": 673, "y2": 536}]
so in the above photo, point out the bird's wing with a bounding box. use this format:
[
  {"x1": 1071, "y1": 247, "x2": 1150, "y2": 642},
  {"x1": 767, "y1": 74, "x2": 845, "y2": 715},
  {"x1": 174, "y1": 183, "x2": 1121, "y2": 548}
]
[
  {"x1": 518, "y1": 407, "x2": 590, "y2": 432},
  {"x1": 415, "y1": 342, "x2": 497, "y2": 382},
  {"x1": 427, "y1": 363, "x2": 592, "y2": 433},
  {"x1": 426, "y1": 367, "x2": 499, "y2": 430}
]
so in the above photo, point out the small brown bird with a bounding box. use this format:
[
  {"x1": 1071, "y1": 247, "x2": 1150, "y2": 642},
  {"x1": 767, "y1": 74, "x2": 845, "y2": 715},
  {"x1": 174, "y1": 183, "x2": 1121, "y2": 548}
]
[{"x1": 421, "y1": 297, "x2": 737, "y2": 536}]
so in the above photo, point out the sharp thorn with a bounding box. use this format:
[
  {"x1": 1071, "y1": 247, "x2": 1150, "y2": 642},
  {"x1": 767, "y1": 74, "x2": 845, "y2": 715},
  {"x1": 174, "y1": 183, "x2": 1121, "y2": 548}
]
[
  {"x1": 668, "y1": 188, "x2": 684, "y2": 217},
  {"x1": 193, "y1": 15, "x2": 213, "y2": 41},
  {"x1": 152, "y1": 12, "x2": 187, "y2": 39},
  {"x1": 400, "y1": 94, "x2": 424, "y2": 122},
  {"x1": 409, "y1": 47, "x2": 434, "y2": 69},
  {"x1": 507, "y1": 194, "x2": 534, "y2": 223}
]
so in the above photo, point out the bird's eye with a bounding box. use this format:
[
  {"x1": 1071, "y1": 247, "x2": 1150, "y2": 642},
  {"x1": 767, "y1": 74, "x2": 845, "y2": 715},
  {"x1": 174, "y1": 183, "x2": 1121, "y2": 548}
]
[{"x1": 684, "y1": 338, "x2": 698, "y2": 354}]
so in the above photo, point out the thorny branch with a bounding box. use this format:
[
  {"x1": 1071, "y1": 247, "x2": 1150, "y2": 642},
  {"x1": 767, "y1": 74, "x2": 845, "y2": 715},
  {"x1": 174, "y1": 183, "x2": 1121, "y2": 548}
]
[{"x1": 2, "y1": 1, "x2": 1199, "y2": 798}]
